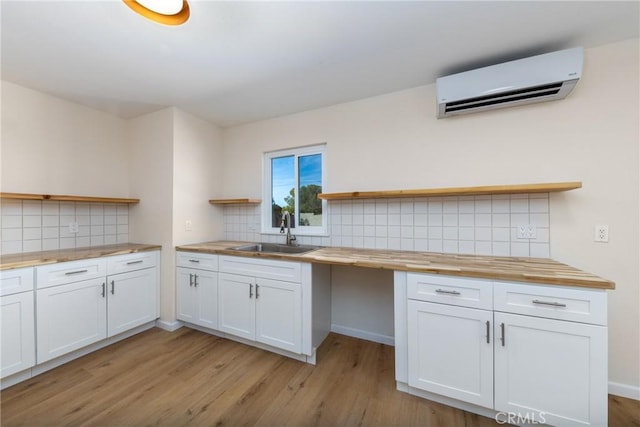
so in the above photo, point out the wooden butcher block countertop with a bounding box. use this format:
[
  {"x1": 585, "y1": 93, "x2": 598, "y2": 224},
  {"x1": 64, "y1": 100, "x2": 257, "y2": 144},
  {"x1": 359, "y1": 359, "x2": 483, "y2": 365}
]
[
  {"x1": 0, "y1": 243, "x2": 161, "y2": 270},
  {"x1": 176, "y1": 241, "x2": 614, "y2": 290}
]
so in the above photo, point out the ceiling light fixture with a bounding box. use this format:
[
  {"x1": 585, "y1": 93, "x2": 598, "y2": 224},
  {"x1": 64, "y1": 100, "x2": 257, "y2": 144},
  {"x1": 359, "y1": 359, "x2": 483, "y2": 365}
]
[{"x1": 123, "y1": 0, "x2": 190, "y2": 26}]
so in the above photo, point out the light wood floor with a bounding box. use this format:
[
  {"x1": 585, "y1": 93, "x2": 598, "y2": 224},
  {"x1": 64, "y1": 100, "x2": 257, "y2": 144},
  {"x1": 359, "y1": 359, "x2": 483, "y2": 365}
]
[{"x1": 1, "y1": 328, "x2": 638, "y2": 426}]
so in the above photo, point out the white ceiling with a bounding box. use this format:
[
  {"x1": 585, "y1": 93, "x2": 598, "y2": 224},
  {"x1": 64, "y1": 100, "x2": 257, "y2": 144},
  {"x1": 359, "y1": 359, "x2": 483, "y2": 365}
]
[{"x1": 1, "y1": 1, "x2": 638, "y2": 127}]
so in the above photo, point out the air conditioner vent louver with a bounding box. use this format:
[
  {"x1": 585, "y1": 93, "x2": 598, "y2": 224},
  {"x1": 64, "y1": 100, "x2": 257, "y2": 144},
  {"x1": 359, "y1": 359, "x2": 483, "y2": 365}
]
[{"x1": 436, "y1": 47, "x2": 583, "y2": 118}]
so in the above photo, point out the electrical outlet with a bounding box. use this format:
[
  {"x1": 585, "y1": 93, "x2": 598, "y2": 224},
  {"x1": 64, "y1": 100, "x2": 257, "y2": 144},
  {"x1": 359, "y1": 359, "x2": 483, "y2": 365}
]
[
  {"x1": 516, "y1": 224, "x2": 537, "y2": 239},
  {"x1": 68, "y1": 222, "x2": 79, "y2": 233},
  {"x1": 185, "y1": 220, "x2": 192, "y2": 231},
  {"x1": 594, "y1": 225, "x2": 609, "y2": 242}
]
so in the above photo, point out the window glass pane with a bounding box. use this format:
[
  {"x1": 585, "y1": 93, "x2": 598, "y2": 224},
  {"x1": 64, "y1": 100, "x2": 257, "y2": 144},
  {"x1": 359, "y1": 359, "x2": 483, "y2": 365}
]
[
  {"x1": 298, "y1": 153, "x2": 322, "y2": 227},
  {"x1": 271, "y1": 155, "x2": 295, "y2": 228}
]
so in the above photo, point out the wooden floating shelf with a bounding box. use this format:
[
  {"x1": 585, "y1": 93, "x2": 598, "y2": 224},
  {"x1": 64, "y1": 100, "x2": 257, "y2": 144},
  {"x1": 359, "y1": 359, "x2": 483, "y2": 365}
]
[
  {"x1": 0, "y1": 192, "x2": 140, "y2": 204},
  {"x1": 209, "y1": 198, "x2": 262, "y2": 205},
  {"x1": 318, "y1": 182, "x2": 582, "y2": 201}
]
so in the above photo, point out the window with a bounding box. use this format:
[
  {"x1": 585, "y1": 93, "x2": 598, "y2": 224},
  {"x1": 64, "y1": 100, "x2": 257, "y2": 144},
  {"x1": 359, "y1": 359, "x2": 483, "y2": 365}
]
[{"x1": 263, "y1": 144, "x2": 326, "y2": 235}]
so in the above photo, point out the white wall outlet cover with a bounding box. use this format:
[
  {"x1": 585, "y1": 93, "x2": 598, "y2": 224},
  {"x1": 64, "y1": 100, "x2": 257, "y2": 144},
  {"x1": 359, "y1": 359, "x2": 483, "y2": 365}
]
[
  {"x1": 517, "y1": 224, "x2": 537, "y2": 239},
  {"x1": 68, "y1": 221, "x2": 79, "y2": 233},
  {"x1": 185, "y1": 220, "x2": 192, "y2": 231},
  {"x1": 594, "y1": 224, "x2": 609, "y2": 242}
]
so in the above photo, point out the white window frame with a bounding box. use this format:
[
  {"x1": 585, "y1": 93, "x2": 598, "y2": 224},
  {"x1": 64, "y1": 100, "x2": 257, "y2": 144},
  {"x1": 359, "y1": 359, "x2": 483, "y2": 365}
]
[{"x1": 262, "y1": 144, "x2": 327, "y2": 236}]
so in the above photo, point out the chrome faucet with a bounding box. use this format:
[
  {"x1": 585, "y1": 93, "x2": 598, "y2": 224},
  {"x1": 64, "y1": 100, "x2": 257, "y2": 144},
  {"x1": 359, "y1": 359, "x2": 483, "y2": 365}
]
[{"x1": 280, "y1": 211, "x2": 297, "y2": 246}]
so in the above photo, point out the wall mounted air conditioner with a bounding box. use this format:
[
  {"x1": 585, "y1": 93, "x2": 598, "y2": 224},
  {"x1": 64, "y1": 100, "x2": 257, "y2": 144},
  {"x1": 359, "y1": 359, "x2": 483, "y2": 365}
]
[{"x1": 436, "y1": 47, "x2": 583, "y2": 118}]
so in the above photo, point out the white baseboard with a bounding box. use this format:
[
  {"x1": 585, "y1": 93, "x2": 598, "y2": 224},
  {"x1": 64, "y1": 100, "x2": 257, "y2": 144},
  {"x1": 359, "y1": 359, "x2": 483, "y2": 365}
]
[
  {"x1": 155, "y1": 319, "x2": 184, "y2": 332},
  {"x1": 609, "y1": 381, "x2": 640, "y2": 400},
  {"x1": 331, "y1": 324, "x2": 395, "y2": 346}
]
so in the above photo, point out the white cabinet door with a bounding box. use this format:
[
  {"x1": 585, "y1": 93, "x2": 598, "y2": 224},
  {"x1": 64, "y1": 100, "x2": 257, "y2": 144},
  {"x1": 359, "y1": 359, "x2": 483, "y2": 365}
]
[
  {"x1": 1, "y1": 292, "x2": 35, "y2": 378},
  {"x1": 107, "y1": 268, "x2": 157, "y2": 337},
  {"x1": 494, "y1": 312, "x2": 608, "y2": 427},
  {"x1": 176, "y1": 267, "x2": 198, "y2": 324},
  {"x1": 176, "y1": 268, "x2": 219, "y2": 329},
  {"x1": 194, "y1": 269, "x2": 218, "y2": 330},
  {"x1": 218, "y1": 273, "x2": 255, "y2": 341},
  {"x1": 255, "y1": 278, "x2": 301, "y2": 353},
  {"x1": 37, "y1": 278, "x2": 107, "y2": 363},
  {"x1": 407, "y1": 300, "x2": 493, "y2": 408}
]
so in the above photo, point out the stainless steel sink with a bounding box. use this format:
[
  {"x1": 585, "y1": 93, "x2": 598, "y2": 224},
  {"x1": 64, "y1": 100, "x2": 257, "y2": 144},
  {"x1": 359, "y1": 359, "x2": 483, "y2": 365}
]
[{"x1": 231, "y1": 243, "x2": 320, "y2": 255}]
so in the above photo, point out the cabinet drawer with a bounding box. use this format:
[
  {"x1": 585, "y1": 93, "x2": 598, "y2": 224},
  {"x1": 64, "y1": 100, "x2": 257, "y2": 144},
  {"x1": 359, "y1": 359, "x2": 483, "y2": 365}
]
[
  {"x1": 219, "y1": 256, "x2": 301, "y2": 283},
  {"x1": 493, "y1": 282, "x2": 607, "y2": 326},
  {"x1": 37, "y1": 258, "x2": 106, "y2": 289},
  {"x1": 176, "y1": 252, "x2": 218, "y2": 270},
  {"x1": 107, "y1": 251, "x2": 158, "y2": 275},
  {"x1": 407, "y1": 273, "x2": 492, "y2": 310},
  {"x1": 0, "y1": 267, "x2": 34, "y2": 296}
]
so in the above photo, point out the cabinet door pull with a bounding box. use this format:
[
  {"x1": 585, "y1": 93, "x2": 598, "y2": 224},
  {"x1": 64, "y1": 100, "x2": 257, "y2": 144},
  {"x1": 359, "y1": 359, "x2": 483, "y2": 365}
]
[
  {"x1": 532, "y1": 299, "x2": 567, "y2": 308},
  {"x1": 256, "y1": 284, "x2": 259, "y2": 299},
  {"x1": 102, "y1": 282, "x2": 106, "y2": 298},
  {"x1": 249, "y1": 283, "x2": 253, "y2": 298},
  {"x1": 126, "y1": 260, "x2": 143, "y2": 265},
  {"x1": 500, "y1": 323, "x2": 505, "y2": 347},
  {"x1": 110, "y1": 280, "x2": 115, "y2": 295},
  {"x1": 189, "y1": 273, "x2": 193, "y2": 286},
  {"x1": 486, "y1": 320, "x2": 490, "y2": 344},
  {"x1": 435, "y1": 288, "x2": 461, "y2": 296},
  {"x1": 65, "y1": 269, "x2": 88, "y2": 275},
  {"x1": 188, "y1": 259, "x2": 200, "y2": 263},
  {"x1": 194, "y1": 274, "x2": 198, "y2": 287}
]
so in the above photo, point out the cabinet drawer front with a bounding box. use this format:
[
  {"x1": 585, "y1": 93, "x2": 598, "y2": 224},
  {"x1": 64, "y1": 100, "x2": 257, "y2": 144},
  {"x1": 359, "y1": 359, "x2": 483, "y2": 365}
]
[
  {"x1": 0, "y1": 267, "x2": 34, "y2": 296},
  {"x1": 176, "y1": 252, "x2": 218, "y2": 270},
  {"x1": 37, "y1": 258, "x2": 106, "y2": 289},
  {"x1": 494, "y1": 282, "x2": 607, "y2": 325},
  {"x1": 407, "y1": 273, "x2": 492, "y2": 310},
  {"x1": 219, "y1": 256, "x2": 301, "y2": 283},
  {"x1": 107, "y1": 251, "x2": 158, "y2": 275}
]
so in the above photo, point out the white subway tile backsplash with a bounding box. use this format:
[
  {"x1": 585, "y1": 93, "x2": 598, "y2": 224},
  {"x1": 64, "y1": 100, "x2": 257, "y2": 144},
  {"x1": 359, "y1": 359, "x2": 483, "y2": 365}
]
[
  {"x1": 221, "y1": 193, "x2": 551, "y2": 258},
  {"x1": 2, "y1": 215, "x2": 22, "y2": 228},
  {"x1": 0, "y1": 200, "x2": 129, "y2": 254},
  {"x1": 530, "y1": 243, "x2": 550, "y2": 258},
  {"x1": 23, "y1": 201, "x2": 42, "y2": 215}
]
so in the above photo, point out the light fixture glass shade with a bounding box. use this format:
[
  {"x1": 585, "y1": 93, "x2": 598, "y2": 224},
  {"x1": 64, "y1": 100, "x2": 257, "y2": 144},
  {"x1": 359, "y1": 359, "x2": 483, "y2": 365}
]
[
  {"x1": 123, "y1": 0, "x2": 190, "y2": 25},
  {"x1": 136, "y1": 0, "x2": 183, "y2": 16}
]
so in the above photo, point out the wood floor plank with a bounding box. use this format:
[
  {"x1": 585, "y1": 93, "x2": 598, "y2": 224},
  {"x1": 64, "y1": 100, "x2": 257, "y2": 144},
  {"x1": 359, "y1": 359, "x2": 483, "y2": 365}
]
[{"x1": 1, "y1": 328, "x2": 638, "y2": 426}]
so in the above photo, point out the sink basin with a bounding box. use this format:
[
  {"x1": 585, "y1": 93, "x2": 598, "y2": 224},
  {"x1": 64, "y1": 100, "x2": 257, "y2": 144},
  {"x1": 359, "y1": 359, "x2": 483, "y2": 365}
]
[{"x1": 231, "y1": 243, "x2": 320, "y2": 255}]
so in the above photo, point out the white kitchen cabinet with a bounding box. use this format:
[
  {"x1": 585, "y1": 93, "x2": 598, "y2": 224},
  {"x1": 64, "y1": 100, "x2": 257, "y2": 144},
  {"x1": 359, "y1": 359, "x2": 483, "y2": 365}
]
[
  {"x1": 1, "y1": 267, "x2": 35, "y2": 378},
  {"x1": 407, "y1": 300, "x2": 493, "y2": 408},
  {"x1": 36, "y1": 251, "x2": 160, "y2": 364},
  {"x1": 219, "y1": 272, "x2": 302, "y2": 354},
  {"x1": 255, "y1": 277, "x2": 302, "y2": 354},
  {"x1": 37, "y1": 277, "x2": 107, "y2": 363},
  {"x1": 218, "y1": 272, "x2": 255, "y2": 340},
  {"x1": 176, "y1": 253, "x2": 219, "y2": 329},
  {"x1": 107, "y1": 267, "x2": 157, "y2": 336},
  {"x1": 494, "y1": 313, "x2": 607, "y2": 426},
  {"x1": 177, "y1": 268, "x2": 219, "y2": 329},
  {"x1": 397, "y1": 271, "x2": 609, "y2": 427}
]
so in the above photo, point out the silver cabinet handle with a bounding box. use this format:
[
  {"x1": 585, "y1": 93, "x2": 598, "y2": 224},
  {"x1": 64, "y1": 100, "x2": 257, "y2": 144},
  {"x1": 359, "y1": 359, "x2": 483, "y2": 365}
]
[
  {"x1": 532, "y1": 300, "x2": 567, "y2": 308},
  {"x1": 486, "y1": 320, "x2": 490, "y2": 344},
  {"x1": 249, "y1": 283, "x2": 253, "y2": 298},
  {"x1": 102, "y1": 282, "x2": 106, "y2": 298},
  {"x1": 65, "y1": 269, "x2": 88, "y2": 275},
  {"x1": 256, "y1": 283, "x2": 259, "y2": 299},
  {"x1": 194, "y1": 274, "x2": 198, "y2": 287},
  {"x1": 189, "y1": 273, "x2": 193, "y2": 286},
  {"x1": 435, "y1": 288, "x2": 461, "y2": 296},
  {"x1": 110, "y1": 280, "x2": 115, "y2": 295},
  {"x1": 500, "y1": 323, "x2": 505, "y2": 347},
  {"x1": 126, "y1": 260, "x2": 143, "y2": 265},
  {"x1": 188, "y1": 259, "x2": 200, "y2": 263}
]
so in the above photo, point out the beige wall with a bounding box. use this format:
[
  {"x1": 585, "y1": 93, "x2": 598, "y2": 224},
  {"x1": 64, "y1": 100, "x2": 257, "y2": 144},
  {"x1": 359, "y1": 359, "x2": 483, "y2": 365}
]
[
  {"x1": 172, "y1": 109, "x2": 224, "y2": 246},
  {"x1": 128, "y1": 108, "x2": 175, "y2": 321},
  {"x1": 221, "y1": 39, "x2": 640, "y2": 390},
  {"x1": 0, "y1": 81, "x2": 129, "y2": 196}
]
